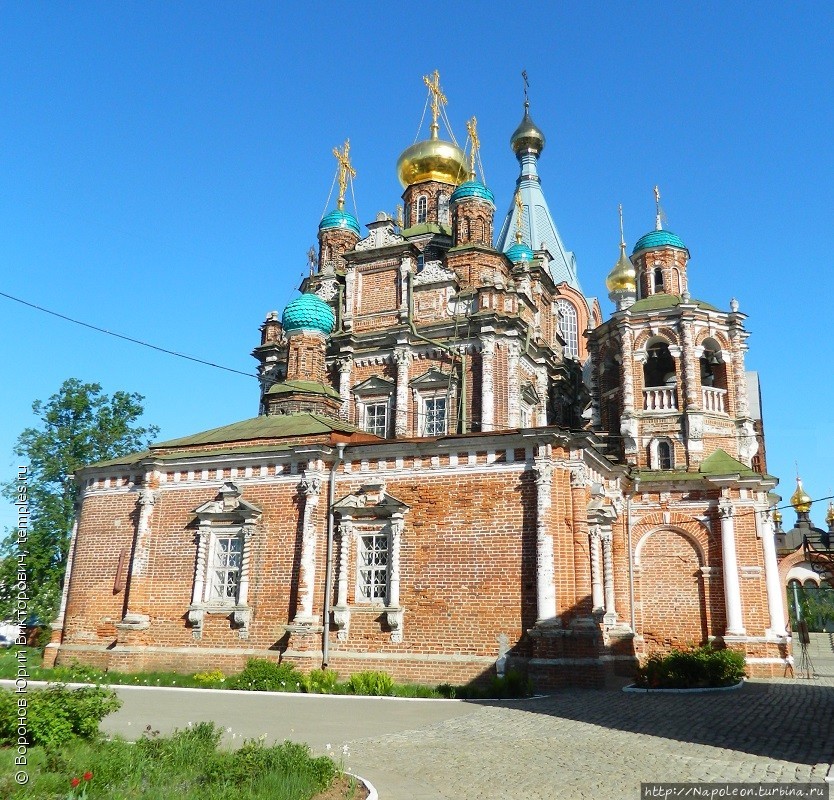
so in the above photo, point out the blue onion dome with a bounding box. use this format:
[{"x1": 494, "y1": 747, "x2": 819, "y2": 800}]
[
  {"x1": 319, "y1": 208, "x2": 360, "y2": 236},
  {"x1": 451, "y1": 179, "x2": 495, "y2": 205},
  {"x1": 281, "y1": 292, "x2": 335, "y2": 335},
  {"x1": 632, "y1": 228, "x2": 687, "y2": 254},
  {"x1": 506, "y1": 241, "x2": 535, "y2": 263}
]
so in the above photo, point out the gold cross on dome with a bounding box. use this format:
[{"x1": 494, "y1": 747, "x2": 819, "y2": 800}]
[
  {"x1": 423, "y1": 69, "x2": 447, "y2": 136},
  {"x1": 332, "y1": 139, "x2": 356, "y2": 211},
  {"x1": 465, "y1": 116, "x2": 479, "y2": 177},
  {"x1": 514, "y1": 189, "x2": 525, "y2": 244}
]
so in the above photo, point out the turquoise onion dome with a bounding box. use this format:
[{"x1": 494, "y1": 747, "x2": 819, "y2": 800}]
[
  {"x1": 319, "y1": 208, "x2": 360, "y2": 237},
  {"x1": 451, "y1": 180, "x2": 495, "y2": 205},
  {"x1": 281, "y1": 292, "x2": 335, "y2": 335},
  {"x1": 506, "y1": 241, "x2": 535, "y2": 263},
  {"x1": 632, "y1": 229, "x2": 687, "y2": 254}
]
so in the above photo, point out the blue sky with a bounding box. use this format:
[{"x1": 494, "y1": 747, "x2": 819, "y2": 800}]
[{"x1": 1, "y1": 2, "x2": 833, "y2": 532}]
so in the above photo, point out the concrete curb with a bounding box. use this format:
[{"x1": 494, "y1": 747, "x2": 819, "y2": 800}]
[
  {"x1": 622, "y1": 680, "x2": 745, "y2": 694},
  {"x1": 347, "y1": 771, "x2": 378, "y2": 800}
]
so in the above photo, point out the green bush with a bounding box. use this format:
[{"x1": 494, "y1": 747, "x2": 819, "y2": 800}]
[
  {"x1": 0, "y1": 684, "x2": 121, "y2": 748},
  {"x1": 635, "y1": 644, "x2": 746, "y2": 689},
  {"x1": 192, "y1": 668, "x2": 226, "y2": 687},
  {"x1": 347, "y1": 670, "x2": 394, "y2": 696},
  {"x1": 229, "y1": 738, "x2": 337, "y2": 792},
  {"x1": 488, "y1": 669, "x2": 533, "y2": 698},
  {"x1": 305, "y1": 668, "x2": 341, "y2": 694},
  {"x1": 226, "y1": 658, "x2": 305, "y2": 692}
]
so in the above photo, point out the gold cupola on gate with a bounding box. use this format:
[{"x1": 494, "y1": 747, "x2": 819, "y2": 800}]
[{"x1": 397, "y1": 70, "x2": 468, "y2": 188}]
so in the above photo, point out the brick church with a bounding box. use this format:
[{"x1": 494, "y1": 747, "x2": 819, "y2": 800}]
[{"x1": 45, "y1": 73, "x2": 791, "y2": 686}]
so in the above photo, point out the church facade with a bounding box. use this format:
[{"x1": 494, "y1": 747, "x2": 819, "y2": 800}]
[{"x1": 45, "y1": 74, "x2": 791, "y2": 687}]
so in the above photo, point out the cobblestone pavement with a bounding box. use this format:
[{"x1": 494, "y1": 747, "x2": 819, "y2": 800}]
[
  {"x1": 97, "y1": 673, "x2": 834, "y2": 800},
  {"x1": 344, "y1": 676, "x2": 834, "y2": 800}
]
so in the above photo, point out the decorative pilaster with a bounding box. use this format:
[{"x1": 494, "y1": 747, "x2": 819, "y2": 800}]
[
  {"x1": 760, "y1": 510, "x2": 788, "y2": 637},
  {"x1": 600, "y1": 530, "x2": 617, "y2": 625},
  {"x1": 333, "y1": 520, "x2": 354, "y2": 640},
  {"x1": 295, "y1": 474, "x2": 323, "y2": 624},
  {"x1": 233, "y1": 525, "x2": 254, "y2": 638},
  {"x1": 338, "y1": 357, "x2": 353, "y2": 421},
  {"x1": 680, "y1": 320, "x2": 698, "y2": 409},
  {"x1": 121, "y1": 485, "x2": 158, "y2": 630},
  {"x1": 394, "y1": 347, "x2": 411, "y2": 436},
  {"x1": 480, "y1": 336, "x2": 496, "y2": 431},
  {"x1": 533, "y1": 455, "x2": 558, "y2": 624},
  {"x1": 386, "y1": 515, "x2": 405, "y2": 642},
  {"x1": 718, "y1": 500, "x2": 745, "y2": 636},
  {"x1": 589, "y1": 528, "x2": 604, "y2": 614},
  {"x1": 535, "y1": 366, "x2": 548, "y2": 426},
  {"x1": 343, "y1": 264, "x2": 356, "y2": 331},
  {"x1": 507, "y1": 341, "x2": 521, "y2": 427},
  {"x1": 570, "y1": 464, "x2": 594, "y2": 624},
  {"x1": 188, "y1": 524, "x2": 210, "y2": 636}
]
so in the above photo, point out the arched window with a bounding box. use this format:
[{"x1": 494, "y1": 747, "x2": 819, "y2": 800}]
[
  {"x1": 437, "y1": 193, "x2": 449, "y2": 225},
  {"x1": 416, "y1": 196, "x2": 427, "y2": 224},
  {"x1": 653, "y1": 267, "x2": 664, "y2": 292},
  {"x1": 657, "y1": 441, "x2": 673, "y2": 470},
  {"x1": 556, "y1": 299, "x2": 579, "y2": 359},
  {"x1": 643, "y1": 340, "x2": 675, "y2": 387}
]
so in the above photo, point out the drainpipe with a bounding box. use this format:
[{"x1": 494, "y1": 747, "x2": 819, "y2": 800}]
[
  {"x1": 322, "y1": 442, "x2": 345, "y2": 668},
  {"x1": 626, "y1": 476, "x2": 640, "y2": 633}
]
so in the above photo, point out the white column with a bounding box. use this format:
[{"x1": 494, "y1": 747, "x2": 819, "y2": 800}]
[
  {"x1": 394, "y1": 347, "x2": 410, "y2": 436},
  {"x1": 386, "y1": 515, "x2": 405, "y2": 642},
  {"x1": 535, "y1": 366, "x2": 548, "y2": 426},
  {"x1": 590, "y1": 528, "x2": 604, "y2": 613},
  {"x1": 507, "y1": 341, "x2": 521, "y2": 427},
  {"x1": 534, "y1": 457, "x2": 557, "y2": 623},
  {"x1": 295, "y1": 475, "x2": 322, "y2": 623},
  {"x1": 480, "y1": 336, "x2": 495, "y2": 431},
  {"x1": 191, "y1": 525, "x2": 209, "y2": 606},
  {"x1": 760, "y1": 510, "x2": 788, "y2": 637},
  {"x1": 719, "y1": 500, "x2": 746, "y2": 635},
  {"x1": 601, "y1": 530, "x2": 618, "y2": 624},
  {"x1": 333, "y1": 519, "x2": 353, "y2": 640},
  {"x1": 338, "y1": 357, "x2": 352, "y2": 421}
]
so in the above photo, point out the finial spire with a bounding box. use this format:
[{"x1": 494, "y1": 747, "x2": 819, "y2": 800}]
[
  {"x1": 514, "y1": 189, "x2": 524, "y2": 244},
  {"x1": 332, "y1": 139, "x2": 356, "y2": 211},
  {"x1": 618, "y1": 203, "x2": 626, "y2": 251},
  {"x1": 423, "y1": 69, "x2": 447, "y2": 140},
  {"x1": 522, "y1": 69, "x2": 529, "y2": 110},
  {"x1": 307, "y1": 246, "x2": 317, "y2": 276},
  {"x1": 654, "y1": 185, "x2": 663, "y2": 231},
  {"x1": 465, "y1": 116, "x2": 480, "y2": 180}
]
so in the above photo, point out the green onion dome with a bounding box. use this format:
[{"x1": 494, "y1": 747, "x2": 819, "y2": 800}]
[
  {"x1": 450, "y1": 180, "x2": 495, "y2": 205},
  {"x1": 281, "y1": 292, "x2": 335, "y2": 335},
  {"x1": 506, "y1": 242, "x2": 535, "y2": 263},
  {"x1": 632, "y1": 229, "x2": 687, "y2": 254},
  {"x1": 319, "y1": 208, "x2": 360, "y2": 236}
]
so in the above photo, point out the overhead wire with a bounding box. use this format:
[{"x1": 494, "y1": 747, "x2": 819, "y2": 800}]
[{"x1": 0, "y1": 290, "x2": 258, "y2": 379}]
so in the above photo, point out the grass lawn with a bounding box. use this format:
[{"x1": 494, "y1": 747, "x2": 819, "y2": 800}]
[{"x1": 0, "y1": 722, "x2": 359, "y2": 800}]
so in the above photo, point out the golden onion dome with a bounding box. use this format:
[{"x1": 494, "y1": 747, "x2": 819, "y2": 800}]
[
  {"x1": 790, "y1": 478, "x2": 813, "y2": 514},
  {"x1": 606, "y1": 245, "x2": 637, "y2": 293},
  {"x1": 772, "y1": 507, "x2": 783, "y2": 526},
  {"x1": 396, "y1": 128, "x2": 468, "y2": 189},
  {"x1": 510, "y1": 102, "x2": 546, "y2": 157}
]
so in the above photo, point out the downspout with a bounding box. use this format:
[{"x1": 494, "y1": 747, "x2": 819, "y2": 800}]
[
  {"x1": 322, "y1": 442, "x2": 345, "y2": 668},
  {"x1": 626, "y1": 475, "x2": 639, "y2": 633}
]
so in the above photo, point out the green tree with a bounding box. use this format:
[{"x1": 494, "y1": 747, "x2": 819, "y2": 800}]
[{"x1": 1, "y1": 379, "x2": 159, "y2": 625}]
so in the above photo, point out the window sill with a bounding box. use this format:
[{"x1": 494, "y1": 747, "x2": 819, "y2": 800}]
[
  {"x1": 187, "y1": 604, "x2": 251, "y2": 639},
  {"x1": 333, "y1": 605, "x2": 404, "y2": 643}
]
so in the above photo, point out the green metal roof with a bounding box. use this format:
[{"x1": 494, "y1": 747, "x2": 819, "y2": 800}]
[
  {"x1": 636, "y1": 448, "x2": 774, "y2": 483},
  {"x1": 265, "y1": 380, "x2": 341, "y2": 400},
  {"x1": 629, "y1": 294, "x2": 720, "y2": 313},
  {"x1": 155, "y1": 413, "x2": 359, "y2": 448},
  {"x1": 87, "y1": 449, "x2": 152, "y2": 469},
  {"x1": 282, "y1": 293, "x2": 335, "y2": 335},
  {"x1": 632, "y1": 229, "x2": 687, "y2": 253},
  {"x1": 401, "y1": 222, "x2": 452, "y2": 238}
]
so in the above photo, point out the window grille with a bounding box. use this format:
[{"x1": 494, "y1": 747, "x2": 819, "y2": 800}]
[{"x1": 358, "y1": 532, "x2": 389, "y2": 602}]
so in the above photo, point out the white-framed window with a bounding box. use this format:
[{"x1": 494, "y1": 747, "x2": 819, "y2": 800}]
[
  {"x1": 437, "y1": 192, "x2": 449, "y2": 224},
  {"x1": 357, "y1": 530, "x2": 389, "y2": 603},
  {"x1": 556, "y1": 299, "x2": 579, "y2": 359},
  {"x1": 207, "y1": 531, "x2": 242, "y2": 603},
  {"x1": 520, "y1": 405, "x2": 532, "y2": 428},
  {"x1": 416, "y1": 195, "x2": 427, "y2": 224},
  {"x1": 364, "y1": 401, "x2": 389, "y2": 438},
  {"x1": 650, "y1": 438, "x2": 675, "y2": 470},
  {"x1": 424, "y1": 396, "x2": 447, "y2": 436}
]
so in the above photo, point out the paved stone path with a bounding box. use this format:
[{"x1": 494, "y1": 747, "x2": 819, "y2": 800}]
[{"x1": 98, "y1": 675, "x2": 834, "y2": 800}]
